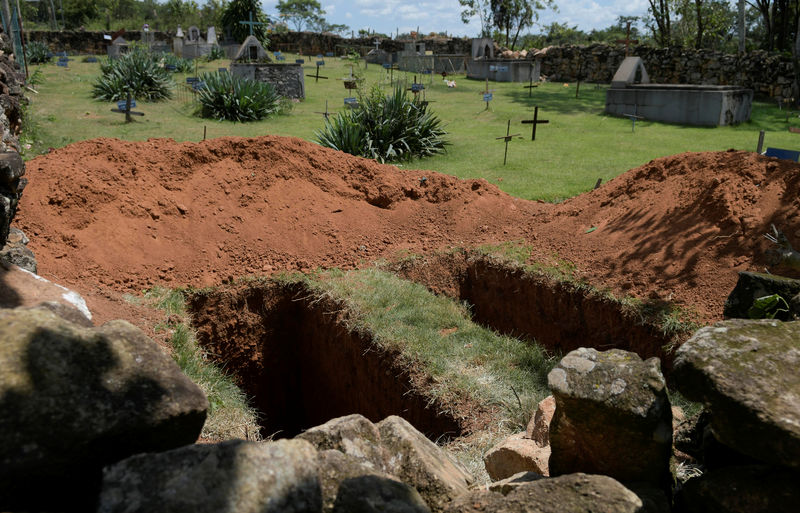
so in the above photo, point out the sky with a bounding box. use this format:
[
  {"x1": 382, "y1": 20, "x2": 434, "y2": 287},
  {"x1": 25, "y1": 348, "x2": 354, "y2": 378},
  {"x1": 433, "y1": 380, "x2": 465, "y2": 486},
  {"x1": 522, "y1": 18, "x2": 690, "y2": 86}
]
[{"x1": 259, "y1": 1, "x2": 652, "y2": 38}]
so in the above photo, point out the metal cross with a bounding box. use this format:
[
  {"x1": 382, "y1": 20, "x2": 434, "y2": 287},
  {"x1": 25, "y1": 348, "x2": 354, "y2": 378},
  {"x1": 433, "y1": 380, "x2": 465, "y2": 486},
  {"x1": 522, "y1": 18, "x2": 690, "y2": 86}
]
[
  {"x1": 616, "y1": 21, "x2": 639, "y2": 57},
  {"x1": 239, "y1": 12, "x2": 265, "y2": 37},
  {"x1": 314, "y1": 100, "x2": 330, "y2": 120},
  {"x1": 623, "y1": 105, "x2": 644, "y2": 132},
  {"x1": 495, "y1": 120, "x2": 521, "y2": 165},
  {"x1": 306, "y1": 63, "x2": 329, "y2": 83},
  {"x1": 521, "y1": 106, "x2": 549, "y2": 141}
]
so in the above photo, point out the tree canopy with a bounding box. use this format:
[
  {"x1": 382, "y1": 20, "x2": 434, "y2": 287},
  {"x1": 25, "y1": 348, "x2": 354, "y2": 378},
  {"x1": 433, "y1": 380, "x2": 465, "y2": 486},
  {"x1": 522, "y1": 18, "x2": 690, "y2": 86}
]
[{"x1": 276, "y1": 0, "x2": 324, "y2": 32}]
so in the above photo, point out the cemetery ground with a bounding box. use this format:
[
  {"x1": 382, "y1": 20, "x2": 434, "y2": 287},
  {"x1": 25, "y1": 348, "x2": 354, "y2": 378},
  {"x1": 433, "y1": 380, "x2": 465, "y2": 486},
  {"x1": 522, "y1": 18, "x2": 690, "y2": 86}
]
[
  {"x1": 22, "y1": 53, "x2": 799, "y2": 202},
  {"x1": 14, "y1": 52, "x2": 800, "y2": 478}
]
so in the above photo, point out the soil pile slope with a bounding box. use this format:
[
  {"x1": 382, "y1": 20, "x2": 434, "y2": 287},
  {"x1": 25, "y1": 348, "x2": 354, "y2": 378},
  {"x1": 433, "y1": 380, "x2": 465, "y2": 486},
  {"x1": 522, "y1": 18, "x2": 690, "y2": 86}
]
[{"x1": 15, "y1": 138, "x2": 800, "y2": 324}]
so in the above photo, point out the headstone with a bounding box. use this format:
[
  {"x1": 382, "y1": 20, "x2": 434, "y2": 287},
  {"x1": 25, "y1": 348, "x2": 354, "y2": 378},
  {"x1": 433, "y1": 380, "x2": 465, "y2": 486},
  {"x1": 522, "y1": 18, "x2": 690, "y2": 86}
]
[
  {"x1": 175, "y1": 26, "x2": 184, "y2": 38},
  {"x1": 610, "y1": 57, "x2": 650, "y2": 89},
  {"x1": 187, "y1": 26, "x2": 201, "y2": 43},
  {"x1": 206, "y1": 26, "x2": 217, "y2": 45},
  {"x1": 471, "y1": 37, "x2": 494, "y2": 60},
  {"x1": 232, "y1": 35, "x2": 269, "y2": 62}
]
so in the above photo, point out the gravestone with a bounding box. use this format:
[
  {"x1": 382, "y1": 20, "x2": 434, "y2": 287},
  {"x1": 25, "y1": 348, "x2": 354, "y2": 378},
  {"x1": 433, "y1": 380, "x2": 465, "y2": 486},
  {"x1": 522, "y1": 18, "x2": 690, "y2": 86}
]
[
  {"x1": 233, "y1": 35, "x2": 269, "y2": 62},
  {"x1": 206, "y1": 26, "x2": 217, "y2": 45},
  {"x1": 107, "y1": 36, "x2": 130, "y2": 58},
  {"x1": 187, "y1": 26, "x2": 202, "y2": 43},
  {"x1": 471, "y1": 38, "x2": 494, "y2": 60},
  {"x1": 610, "y1": 57, "x2": 650, "y2": 89}
]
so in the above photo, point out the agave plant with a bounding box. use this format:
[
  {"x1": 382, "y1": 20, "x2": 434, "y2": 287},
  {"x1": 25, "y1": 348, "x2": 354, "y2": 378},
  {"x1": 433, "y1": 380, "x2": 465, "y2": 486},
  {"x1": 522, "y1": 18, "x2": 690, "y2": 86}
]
[
  {"x1": 25, "y1": 41, "x2": 51, "y2": 64},
  {"x1": 92, "y1": 47, "x2": 173, "y2": 102},
  {"x1": 196, "y1": 71, "x2": 283, "y2": 122},
  {"x1": 205, "y1": 45, "x2": 227, "y2": 62},
  {"x1": 161, "y1": 52, "x2": 194, "y2": 73},
  {"x1": 315, "y1": 85, "x2": 448, "y2": 163}
]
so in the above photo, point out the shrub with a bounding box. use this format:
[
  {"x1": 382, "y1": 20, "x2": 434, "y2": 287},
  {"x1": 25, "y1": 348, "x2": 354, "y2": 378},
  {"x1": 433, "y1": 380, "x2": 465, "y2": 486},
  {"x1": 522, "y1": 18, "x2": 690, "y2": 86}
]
[
  {"x1": 26, "y1": 41, "x2": 51, "y2": 64},
  {"x1": 92, "y1": 47, "x2": 173, "y2": 102},
  {"x1": 161, "y1": 52, "x2": 194, "y2": 73},
  {"x1": 196, "y1": 71, "x2": 283, "y2": 122},
  {"x1": 315, "y1": 85, "x2": 448, "y2": 163},
  {"x1": 206, "y1": 45, "x2": 227, "y2": 62}
]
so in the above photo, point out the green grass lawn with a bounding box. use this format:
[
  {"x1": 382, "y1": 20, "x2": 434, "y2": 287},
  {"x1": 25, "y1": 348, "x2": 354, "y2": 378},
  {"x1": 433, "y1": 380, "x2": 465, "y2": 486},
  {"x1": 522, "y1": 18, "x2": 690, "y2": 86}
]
[{"x1": 23, "y1": 53, "x2": 800, "y2": 201}]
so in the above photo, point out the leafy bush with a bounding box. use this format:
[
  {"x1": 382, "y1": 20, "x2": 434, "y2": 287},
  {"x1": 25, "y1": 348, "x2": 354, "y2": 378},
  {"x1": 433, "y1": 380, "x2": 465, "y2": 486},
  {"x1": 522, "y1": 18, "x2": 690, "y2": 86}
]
[
  {"x1": 206, "y1": 45, "x2": 227, "y2": 62},
  {"x1": 748, "y1": 294, "x2": 790, "y2": 319},
  {"x1": 92, "y1": 47, "x2": 174, "y2": 102},
  {"x1": 315, "y1": 85, "x2": 448, "y2": 163},
  {"x1": 161, "y1": 52, "x2": 194, "y2": 73},
  {"x1": 26, "y1": 41, "x2": 51, "y2": 64},
  {"x1": 196, "y1": 71, "x2": 284, "y2": 122}
]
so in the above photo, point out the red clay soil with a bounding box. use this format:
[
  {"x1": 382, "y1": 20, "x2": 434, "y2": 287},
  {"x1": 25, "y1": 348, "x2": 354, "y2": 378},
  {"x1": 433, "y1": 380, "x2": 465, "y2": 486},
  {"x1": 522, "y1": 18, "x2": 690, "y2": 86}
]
[{"x1": 15, "y1": 137, "x2": 800, "y2": 327}]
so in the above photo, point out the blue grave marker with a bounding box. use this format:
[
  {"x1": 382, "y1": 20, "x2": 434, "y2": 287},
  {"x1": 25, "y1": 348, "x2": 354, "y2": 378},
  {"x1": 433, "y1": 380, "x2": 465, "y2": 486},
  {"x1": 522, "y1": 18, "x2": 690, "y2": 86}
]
[
  {"x1": 316, "y1": 60, "x2": 325, "y2": 66},
  {"x1": 186, "y1": 77, "x2": 199, "y2": 84},
  {"x1": 325, "y1": 52, "x2": 334, "y2": 57},
  {"x1": 411, "y1": 83, "x2": 424, "y2": 92},
  {"x1": 86, "y1": 56, "x2": 98, "y2": 63},
  {"x1": 483, "y1": 93, "x2": 493, "y2": 102},
  {"x1": 56, "y1": 60, "x2": 68, "y2": 67},
  {"x1": 117, "y1": 99, "x2": 137, "y2": 110},
  {"x1": 764, "y1": 147, "x2": 800, "y2": 161},
  {"x1": 165, "y1": 64, "x2": 177, "y2": 71},
  {"x1": 218, "y1": 68, "x2": 227, "y2": 73},
  {"x1": 344, "y1": 97, "x2": 358, "y2": 108},
  {"x1": 111, "y1": 93, "x2": 144, "y2": 122},
  {"x1": 295, "y1": 59, "x2": 305, "y2": 64},
  {"x1": 382, "y1": 63, "x2": 391, "y2": 69}
]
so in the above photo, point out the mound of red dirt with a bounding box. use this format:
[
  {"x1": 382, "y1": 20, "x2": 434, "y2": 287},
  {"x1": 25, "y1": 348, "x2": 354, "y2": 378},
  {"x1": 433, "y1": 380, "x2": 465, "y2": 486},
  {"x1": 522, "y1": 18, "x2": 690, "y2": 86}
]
[{"x1": 15, "y1": 137, "x2": 800, "y2": 326}]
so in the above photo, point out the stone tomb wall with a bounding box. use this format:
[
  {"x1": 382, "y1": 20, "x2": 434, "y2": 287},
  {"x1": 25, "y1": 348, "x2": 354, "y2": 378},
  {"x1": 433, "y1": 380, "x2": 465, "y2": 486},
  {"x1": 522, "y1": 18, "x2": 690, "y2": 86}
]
[{"x1": 230, "y1": 63, "x2": 305, "y2": 99}]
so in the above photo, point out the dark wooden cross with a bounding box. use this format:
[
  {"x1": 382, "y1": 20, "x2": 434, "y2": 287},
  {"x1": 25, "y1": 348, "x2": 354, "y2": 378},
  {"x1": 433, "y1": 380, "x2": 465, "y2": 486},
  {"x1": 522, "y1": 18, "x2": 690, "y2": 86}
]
[
  {"x1": 496, "y1": 120, "x2": 521, "y2": 165},
  {"x1": 521, "y1": 106, "x2": 549, "y2": 141},
  {"x1": 481, "y1": 78, "x2": 495, "y2": 110},
  {"x1": 239, "y1": 12, "x2": 264, "y2": 36},
  {"x1": 314, "y1": 100, "x2": 330, "y2": 120},
  {"x1": 110, "y1": 91, "x2": 144, "y2": 123},
  {"x1": 523, "y1": 74, "x2": 539, "y2": 98},
  {"x1": 306, "y1": 62, "x2": 329, "y2": 83},
  {"x1": 616, "y1": 22, "x2": 639, "y2": 57},
  {"x1": 408, "y1": 75, "x2": 425, "y2": 97},
  {"x1": 623, "y1": 106, "x2": 644, "y2": 132},
  {"x1": 575, "y1": 62, "x2": 584, "y2": 98}
]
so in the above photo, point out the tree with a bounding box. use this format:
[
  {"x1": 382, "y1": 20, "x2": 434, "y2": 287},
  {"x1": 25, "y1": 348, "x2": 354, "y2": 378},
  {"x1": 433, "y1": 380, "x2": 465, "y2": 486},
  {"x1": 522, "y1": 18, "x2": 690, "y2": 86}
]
[
  {"x1": 647, "y1": 0, "x2": 672, "y2": 46},
  {"x1": 221, "y1": 0, "x2": 269, "y2": 44},
  {"x1": 306, "y1": 14, "x2": 349, "y2": 35},
  {"x1": 276, "y1": 0, "x2": 324, "y2": 32},
  {"x1": 459, "y1": 0, "x2": 493, "y2": 37},
  {"x1": 491, "y1": 0, "x2": 555, "y2": 49},
  {"x1": 63, "y1": 0, "x2": 99, "y2": 27}
]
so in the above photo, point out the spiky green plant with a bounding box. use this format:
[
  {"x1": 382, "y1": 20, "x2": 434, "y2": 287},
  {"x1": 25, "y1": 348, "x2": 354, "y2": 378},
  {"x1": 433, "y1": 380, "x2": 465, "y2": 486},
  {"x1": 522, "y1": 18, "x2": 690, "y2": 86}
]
[
  {"x1": 206, "y1": 45, "x2": 227, "y2": 62},
  {"x1": 161, "y1": 52, "x2": 194, "y2": 73},
  {"x1": 196, "y1": 71, "x2": 283, "y2": 122},
  {"x1": 315, "y1": 85, "x2": 448, "y2": 163},
  {"x1": 92, "y1": 47, "x2": 173, "y2": 102},
  {"x1": 26, "y1": 41, "x2": 51, "y2": 64}
]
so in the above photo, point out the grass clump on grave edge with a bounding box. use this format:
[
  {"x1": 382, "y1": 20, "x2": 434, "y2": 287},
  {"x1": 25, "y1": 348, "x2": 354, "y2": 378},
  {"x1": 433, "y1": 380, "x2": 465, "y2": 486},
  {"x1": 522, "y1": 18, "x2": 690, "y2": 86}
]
[
  {"x1": 92, "y1": 47, "x2": 173, "y2": 102},
  {"x1": 315, "y1": 85, "x2": 449, "y2": 163},
  {"x1": 135, "y1": 286, "x2": 262, "y2": 442},
  {"x1": 25, "y1": 41, "x2": 51, "y2": 64},
  {"x1": 196, "y1": 71, "x2": 288, "y2": 122}
]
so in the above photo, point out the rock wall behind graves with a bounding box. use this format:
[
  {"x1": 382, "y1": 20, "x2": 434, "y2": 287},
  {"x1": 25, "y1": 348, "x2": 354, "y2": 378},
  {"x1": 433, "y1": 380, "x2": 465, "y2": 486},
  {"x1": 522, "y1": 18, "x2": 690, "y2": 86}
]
[
  {"x1": 230, "y1": 63, "x2": 305, "y2": 99},
  {"x1": 27, "y1": 30, "x2": 170, "y2": 54},
  {"x1": 537, "y1": 43, "x2": 796, "y2": 99}
]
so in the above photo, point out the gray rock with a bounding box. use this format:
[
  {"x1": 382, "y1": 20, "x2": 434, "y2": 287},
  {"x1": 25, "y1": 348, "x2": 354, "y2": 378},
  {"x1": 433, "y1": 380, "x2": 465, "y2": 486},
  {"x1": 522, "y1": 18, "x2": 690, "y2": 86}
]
[
  {"x1": 673, "y1": 319, "x2": 800, "y2": 468},
  {"x1": 547, "y1": 348, "x2": 672, "y2": 486},
  {"x1": 377, "y1": 416, "x2": 473, "y2": 513},
  {"x1": 0, "y1": 242, "x2": 36, "y2": 272},
  {"x1": 99, "y1": 439, "x2": 322, "y2": 513},
  {"x1": 724, "y1": 271, "x2": 800, "y2": 319},
  {"x1": 445, "y1": 473, "x2": 644, "y2": 513},
  {"x1": 488, "y1": 471, "x2": 544, "y2": 495},
  {"x1": 317, "y1": 449, "x2": 393, "y2": 512},
  {"x1": 0, "y1": 308, "x2": 208, "y2": 511},
  {"x1": 333, "y1": 475, "x2": 430, "y2": 513},
  {"x1": 681, "y1": 465, "x2": 800, "y2": 513},
  {"x1": 299, "y1": 414, "x2": 388, "y2": 471}
]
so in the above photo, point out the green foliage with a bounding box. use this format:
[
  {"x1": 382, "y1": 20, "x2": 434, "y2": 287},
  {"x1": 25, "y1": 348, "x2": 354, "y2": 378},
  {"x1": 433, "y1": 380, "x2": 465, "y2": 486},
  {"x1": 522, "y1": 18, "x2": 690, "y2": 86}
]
[
  {"x1": 161, "y1": 52, "x2": 194, "y2": 73},
  {"x1": 221, "y1": 0, "x2": 270, "y2": 47},
  {"x1": 92, "y1": 47, "x2": 173, "y2": 102},
  {"x1": 205, "y1": 45, "x2": 227, "y2": 62},
  {"x1": 748, "y1": 294, "x2": 790, "y2": 319},
  {"x1": 276, "y1": 0, "x2": 324, "y2": 32},
  {"x1": 315, "y1": 85, "x2": 448, "y2": 163},
  {"x1": 25, "y1": 41, "x2": 51, "y2": 64},
  {"x1": 196, "y1": 71, "x2": 284, "y2": 122}
]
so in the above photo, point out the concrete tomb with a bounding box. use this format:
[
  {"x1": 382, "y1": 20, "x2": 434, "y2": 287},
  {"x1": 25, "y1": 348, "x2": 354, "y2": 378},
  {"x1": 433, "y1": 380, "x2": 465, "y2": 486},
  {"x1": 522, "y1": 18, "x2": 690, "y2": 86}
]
[
  {"x1": 466, "y1": 37, "x2": 538, "y2": 83},
  {"x1": 174, "y1": 26, "x2": 218, "y2": 59},
  {"x1": 106, "y1": 36, "x2": 130, "y2": 58},
  {"x1": 230, "y1": 36, "x2": 305, "y2": 99},
  {"x1": 605, "y1": 57, "x2": 753, "y2": 126}
]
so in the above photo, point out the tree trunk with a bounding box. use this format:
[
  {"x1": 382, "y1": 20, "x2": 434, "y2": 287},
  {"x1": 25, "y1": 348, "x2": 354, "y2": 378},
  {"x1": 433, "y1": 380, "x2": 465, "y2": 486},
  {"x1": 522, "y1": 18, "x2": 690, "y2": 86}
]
[{"x1": 695, "y1": 0, "x2": 704, "y2": 49}]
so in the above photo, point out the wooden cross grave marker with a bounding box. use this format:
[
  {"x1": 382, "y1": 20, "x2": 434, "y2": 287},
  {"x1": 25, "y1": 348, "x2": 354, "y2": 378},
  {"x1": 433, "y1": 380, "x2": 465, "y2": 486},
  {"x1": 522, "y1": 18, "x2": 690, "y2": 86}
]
[
  {"x1": 307, "y1": 61, "x2": 329, "y2": 83},
  {"x1": 523, "y1": 70, "x2": 539, "y2": 98},
  {"x1": 408, "y1": 75, "x2": 425, "y2": 98},
  {"x1": 314, "y1": 100, "x2": 330, "y2": 120},
  {"x1": 616, "y1": 22, "x2": 639, "y2": 57},
  {"x1": 575, "y1": 62, "x2": 584, "y2": 98},
  {"x1": 239, "y1": 12, "x2": 265, "y2": 36},
  {"x1": 110, "y1": 91, "x2": 144, "y2": 123},
  {"x1": 623, "y1": 105, "x2": 644, "y2": 133},
  {"x1": 480, "y1": 78, "x2": 496, "y2": 111},
  {"x1": 521, "y1": 106, "x2": 549, "y2": 141},
  {"x1": 496, "y1": 120, "x2": 521, "y2": 166}
]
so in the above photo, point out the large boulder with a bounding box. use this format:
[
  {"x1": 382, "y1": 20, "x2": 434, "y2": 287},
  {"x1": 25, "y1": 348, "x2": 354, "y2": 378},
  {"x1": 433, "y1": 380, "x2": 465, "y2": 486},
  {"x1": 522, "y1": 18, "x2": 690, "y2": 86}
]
[
  {"x1": 483, "y1": 432, "x2": 549, "y2": 480},
  {"x1": 680, "y1": 465, "x2": 800, "y2": 513},
  {"x1": 723, "y1": 271, "x2": 800, "y2": 319},
  {"x1": 332, "y1": 475, "x2": 430, "y2": 513},
  {"x1": 298, "y1": 414, "x2": 387, "y2": 471},
  {"x1": 526, "y1": 395, "x2": 555, "y2": 445},
  {"x1": 444, "y1": 473, "x2": 644, "y2": 513},
  {"x1": 0, "y1": 151, "x2": 25, "y2": 246},
  {"x1": 0, "y1": 308, "x2": 208, "y2": 511},
  {"x1": 673, "y1": 319, "x2": 800, "y2": 468},
  {"x1": 547, "y1": 348, "x2": 672, "y2": 486},
  {"x1": 98, "y1": 439, "x2": 321, "y2": 513},
  {"x1": 377, "y1": 416, "x2": 473, "y2": 513}
]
